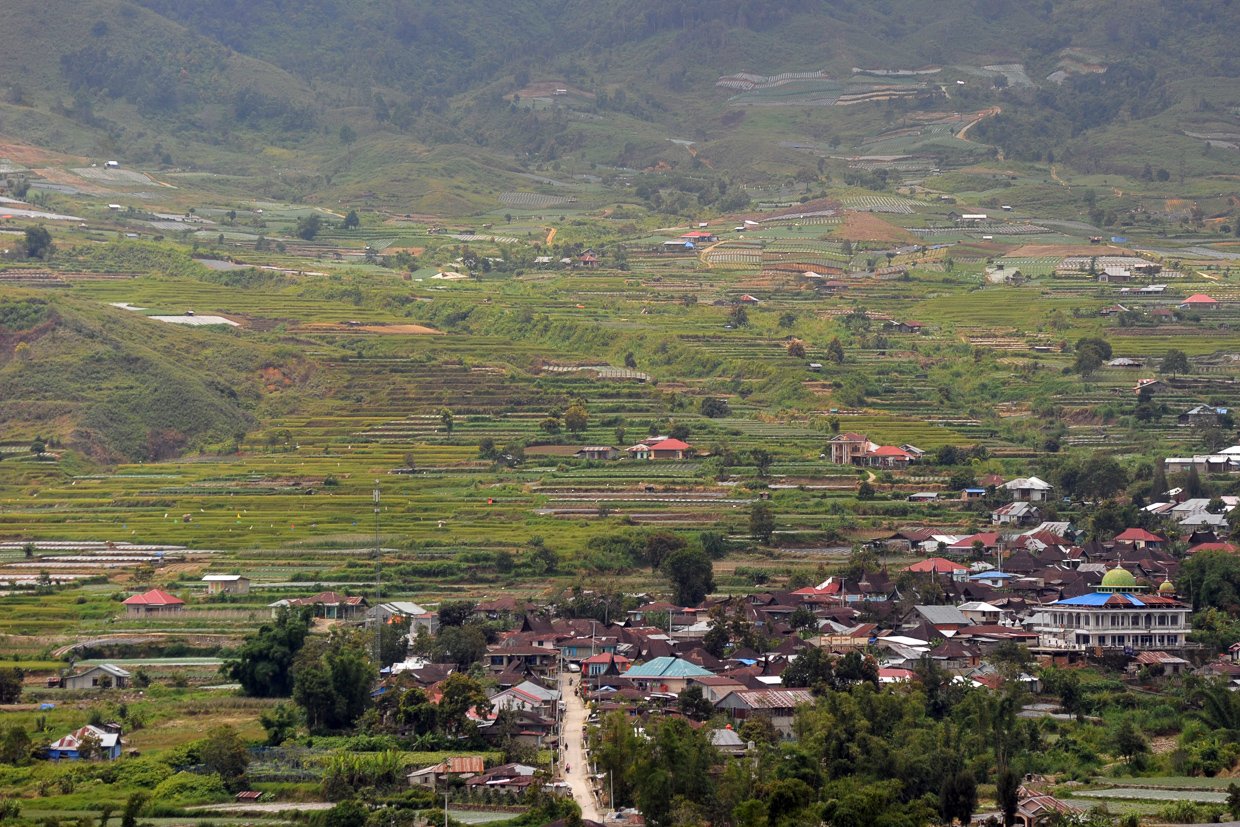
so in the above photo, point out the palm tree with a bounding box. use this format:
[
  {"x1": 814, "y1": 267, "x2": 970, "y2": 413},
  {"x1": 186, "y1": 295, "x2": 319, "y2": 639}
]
[{"x1": 1191, "y1": 681, "x2": 1240, "y2": 738}]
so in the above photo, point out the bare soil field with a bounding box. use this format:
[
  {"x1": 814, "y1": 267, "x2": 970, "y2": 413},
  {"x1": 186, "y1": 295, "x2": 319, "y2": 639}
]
[
  {"x1": 1008, "y1": 243, "x2": 1135, "y2": 257},
  {"x1": 836, "y1": 210, "x2": 919, "y2": 243},
  {"x1": 297, "y1": 322, "x2": 442, "y2": 335}
]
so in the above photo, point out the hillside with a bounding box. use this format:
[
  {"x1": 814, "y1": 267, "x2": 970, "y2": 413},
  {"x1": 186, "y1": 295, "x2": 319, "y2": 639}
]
[
  {"x1": 2, "y1": 1, "x2": 1240, "y2": 207},
  {"x1": 0, "y1": 294, "x2": 300, "y2": 462}
]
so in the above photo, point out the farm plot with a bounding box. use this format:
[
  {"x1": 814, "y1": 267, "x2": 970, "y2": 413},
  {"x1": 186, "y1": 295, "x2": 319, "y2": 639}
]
[
  {"x1": 838, "y1": 195, "x2": 916, "y2": 214},
  {"x1": 499, "y1": 192, "x2": 573, "y2": 209}
]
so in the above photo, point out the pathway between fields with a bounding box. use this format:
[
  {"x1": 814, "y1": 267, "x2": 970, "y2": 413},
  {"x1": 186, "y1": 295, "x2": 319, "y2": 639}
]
[{"x1": 559, "y1": 672, "x2": 603, "y2": 821}]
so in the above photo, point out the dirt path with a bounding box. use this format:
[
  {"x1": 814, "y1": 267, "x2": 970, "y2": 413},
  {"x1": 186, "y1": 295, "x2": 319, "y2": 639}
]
[
  {"x1": 956, "y1": 107, "x2": 1001, "y2": 143},
  {"x1": 558, "y1": 672, "x2": 603, "y2": 821},
  {"x1": 1050, "y1": 165, "x2": 1071, "y2": 188}
]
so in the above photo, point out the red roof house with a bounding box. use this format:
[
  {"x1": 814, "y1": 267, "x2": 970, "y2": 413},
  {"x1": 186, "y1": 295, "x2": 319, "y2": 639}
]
[
  {"x1": 1113, "y1": 528, "x2": 1166, "y2": 548},
  {"x1": 1180, "y1": 294, "x2": 1218, "y2": 309},
  {"x1": 122, "y1": 588, "x2": 185, "y2": 616},
  {"x1": 906, "y1": 557, "x2": 969, "y2": 575},
  {"x1": 647, "y1": 438, "x2": 693, "y2": 460}
]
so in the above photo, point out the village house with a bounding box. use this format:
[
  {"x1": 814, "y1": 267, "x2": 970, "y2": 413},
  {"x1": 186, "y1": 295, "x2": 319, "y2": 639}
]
[
  {"x1": 1179, "y1": 294, "x2": 1218, "y2": 310},
  {"x1": 828, "y1": 432, "x2": 871, "y2": 465},
  {"x1": 489, "y1": 680, "x2": 560, "y2": 715},
  {"x1": 575, "y1": 446, "x2": 620, "y2": 461},
  {"x1": 201, "y1": 574, "x2": 250, "y2": 595},
  {"x1": 1179, "y1": 405, "x2": 1228, "y2": 427},
  {"x1": 406, "y1": 756, "x2": 486, "y2": 789},
  {"x1": 1002, "y1": 476, "x2": 1054, "y2": 502},
  {"x1": 622, "y1": 656, "x2": 713, "y2": 694},
  {"x1": 715, "y1": 689, "x2": 815, "y2": 738},
  {"x1": 992, "y1": 501, "x2": 1043, "y2": 527},
  {"x1": 270, "y1": 591, "x2": 367, "y2": 620},
  {"x1": 47, "y1": 725, "x2": 122, "y2": 761},
  {"x1": 122, "y1": 588, "x2": 185, "y2": 616},
  {"x1": 627, "y1": 437, "x2": 693, "y2": 460},
  {"x1": 369, "y1": 601, "x2": 439, "y2": 635},
  {"x1": 61, "y1": 664, "x2": 130, "y2": 691}
]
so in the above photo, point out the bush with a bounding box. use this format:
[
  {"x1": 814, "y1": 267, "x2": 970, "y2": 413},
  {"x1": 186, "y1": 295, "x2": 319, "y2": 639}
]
[
  {"x1": 1160, "y1": 800, "x2": 1225, "y2": 824},
  {"x1": 150, "y1": 772, "x2": 230, "y2": 805}
]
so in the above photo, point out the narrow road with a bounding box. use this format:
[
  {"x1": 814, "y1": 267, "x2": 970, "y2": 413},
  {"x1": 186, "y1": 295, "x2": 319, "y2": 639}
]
[{"x1": 559, "y1": 672, "x2": 603, "y2": 821}]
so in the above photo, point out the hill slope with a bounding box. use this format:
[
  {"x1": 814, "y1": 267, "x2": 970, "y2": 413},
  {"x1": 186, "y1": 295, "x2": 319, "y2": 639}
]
[
  {"x1": 1, "y1": 0, "x2": 1240, "y2": 205},
  {"x1": 0, "y1": 295, "x2": 289, "y2": 462}
]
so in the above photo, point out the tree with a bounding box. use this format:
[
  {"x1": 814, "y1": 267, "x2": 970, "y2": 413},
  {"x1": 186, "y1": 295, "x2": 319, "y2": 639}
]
[
  {"x1": 292, "y1": 638, "x2": 373, "y2": 732},
  {"x1": 643, "y1": 531, "x2": 687, "y2": 572},
  {"x1": 1114, "y1": 719, "x2": 1147, "y2": 765},
  {"x1": 295, "y1": 213, "x2": 322, "y2": 240},
  {"x1": 1228, "y1": 782, "x2": 1240, "y2": 821},
  {"x1": 699, "y1": 531, "x2": 728, "y2": 559},
  {"x1": 939, "y1": 770, "x2": 977, "y2": 826},
  {"x1": 221, "y1": 608, "x2": 311, "y2": 697},
  {"x1": 593, "y1": 711, "x2": 642, "y2": 807},
  {"x1": 440, "y1": 408, "x2": 454, "y2": 434},
  {"x1": 341, "y1": 210, "x2": 360, "y2": 230},
  {"x1": 1161, "y1": 349, "x2": 1190, "y2": 376},
  {"x1": 996, "y1": 767, "x2": 1021, "y2": 827},
  {"x1": 119, "y1": 793, "x2": 147, "y2": 827},
  {"x1": 827, "y1": 337, "x2": 846, "y2": 364},
  {"x1": 259, "y1": 703, "x2": 300, "y2": 747},
  {"x1": 751, "y1": 449, "x2": 773, "y2": 478},
  {"x1": 661, "y1": 548, "x2": 714, "y2": 605},
  {"x1": 200, "y1": 726, "x2": 249, "y2": 786},
  {"x1": 24, "y1": 226, "x2": 52, "y2": 260},
  {"x1": 786, "y1": 339, "x2": 806, "y2": 358},
  {"x1": 0, "y1": 726, "x2": 30, "y2": 765},
  {"x1": 430, "y1": 624, "x2": 488, "y2": 667},
  {"x1": 750, "y1": 502, "x2": 775, "y2": 544},
  {"x1": 729, "y1": 305, "x2": 749, "y2": 327},
  {"x1": 677, "y1": 684, "x2": 714, "y2": 720},
  {"x1": 699, "y1": 397, "x2": 730, "y2": 418},
  {"x1": 564, "y1": 401, "x2": 589, "y2": 433},
  {"x1": 0, "y1": 669, "x2": 22, "y2": 704},
  {"x1": 338, "y1": 125, "x2": 357, "y2": 147},
  {"x1": 437, "y1": 673, "x2": 491, "y2": 736}
]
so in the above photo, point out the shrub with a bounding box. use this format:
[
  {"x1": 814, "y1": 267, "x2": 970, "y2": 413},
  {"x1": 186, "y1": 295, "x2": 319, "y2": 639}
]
[{"x1": 150, "y1": 772, "x2": 230, "y2": 805}]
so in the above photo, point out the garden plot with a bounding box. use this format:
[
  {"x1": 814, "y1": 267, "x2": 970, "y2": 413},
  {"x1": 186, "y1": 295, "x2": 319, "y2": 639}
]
[
  {"x1": 71, "y1": 167, "x2": 164, "y2": 186},
  {"x1": 839, "y1": 195, "x2": 916, "y2": 214},
  {"x1": 499, "y1": 192, "x2": 573, "y2": 209}
]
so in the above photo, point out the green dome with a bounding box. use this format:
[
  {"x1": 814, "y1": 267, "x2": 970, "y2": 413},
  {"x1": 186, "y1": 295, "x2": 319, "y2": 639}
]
[
  {"x1": 1159, "y1": 579, "x2": 1175, "y2": 594},
  {"x1": 1101, "y1": 566, "x2": 1138, "y2": 590}
]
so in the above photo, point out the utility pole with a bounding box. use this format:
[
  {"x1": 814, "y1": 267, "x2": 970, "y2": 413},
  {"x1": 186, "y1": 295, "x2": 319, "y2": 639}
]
[
  {"x1": 373, "y1": 481, "x2": 382, "y2": 667},
  {"x1": 444, "y1": 792, "x2": 449, "y2": 827}
]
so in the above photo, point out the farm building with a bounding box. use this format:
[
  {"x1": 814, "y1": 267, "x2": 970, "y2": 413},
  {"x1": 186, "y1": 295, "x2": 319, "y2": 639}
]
[
  {"x1": 1179, "y1": 405, "x2": 1228, "y2": 427},
  {"x1": 575, "y1": 446, "x2": 619, "y2": 460},
  {"x1": 679, "y1": 230, "x2": 719, "y2": 244},
  {"x1": 47, "y1": 725, "x2": 122, "y2": 760},
  {"x1": 866, "y1": 445, "x2": 916, "y2": 469},
  {"x1": 61, "y1": 664, "x2": 130, "y2": 691},
  {"x1": 202, "y1": 574, "x2": 250, "y2": 595},
  {"x1": 122, "y1": 588, "x2": 185, "y2": 616}
]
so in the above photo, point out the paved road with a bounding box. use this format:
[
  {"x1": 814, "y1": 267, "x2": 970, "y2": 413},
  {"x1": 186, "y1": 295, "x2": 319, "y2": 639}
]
[{"x1": 559, "y1": 672, "x2": 602, "y2": 821}]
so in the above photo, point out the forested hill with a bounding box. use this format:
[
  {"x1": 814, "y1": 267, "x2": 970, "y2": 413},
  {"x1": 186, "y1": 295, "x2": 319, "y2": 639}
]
[{"x1": 2, "y1": 0, "x2": 1240, "y2": 201}]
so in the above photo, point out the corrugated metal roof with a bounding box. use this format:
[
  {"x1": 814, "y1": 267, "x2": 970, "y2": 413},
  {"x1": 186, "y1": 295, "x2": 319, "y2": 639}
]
[{"x1": 623, "y1": 656, "x2": 713, "y2": 678}]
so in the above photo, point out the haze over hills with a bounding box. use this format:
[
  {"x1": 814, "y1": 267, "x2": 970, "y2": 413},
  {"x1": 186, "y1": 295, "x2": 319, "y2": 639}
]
[{"x1": 2, "y1": 0, "x2": 1240, "y2": 209}]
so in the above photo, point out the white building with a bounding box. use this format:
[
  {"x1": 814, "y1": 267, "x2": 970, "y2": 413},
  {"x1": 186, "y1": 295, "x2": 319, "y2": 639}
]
[{"x1": 1039, "y1": 567, "x2": 1190, "y2": 651}]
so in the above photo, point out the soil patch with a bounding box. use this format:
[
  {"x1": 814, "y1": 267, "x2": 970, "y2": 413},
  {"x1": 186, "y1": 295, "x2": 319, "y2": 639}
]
[
  {"x1": 298, "y1": 323, "x2": 442, "y2": 335},
  {"x1": 835, "y1": 211, "x2": 919, "y2": 243},
  {"x1": 1007, "y1": 243, "x2": 1134, "y2": 257}
]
